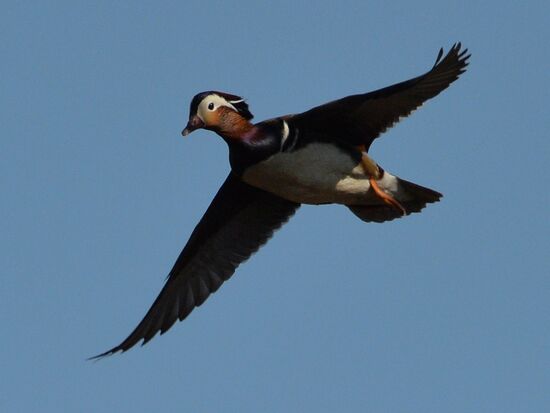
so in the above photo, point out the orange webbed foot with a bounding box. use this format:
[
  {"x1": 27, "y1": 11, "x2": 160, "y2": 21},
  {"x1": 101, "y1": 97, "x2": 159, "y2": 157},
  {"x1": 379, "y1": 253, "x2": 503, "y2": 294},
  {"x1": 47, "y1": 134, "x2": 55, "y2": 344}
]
[
  {"x1": 368, "y1": 177, "x2": 407, "y2": 216},
  {"x1": 357, "y1": 145, "x2": 407, "y2": 216}
]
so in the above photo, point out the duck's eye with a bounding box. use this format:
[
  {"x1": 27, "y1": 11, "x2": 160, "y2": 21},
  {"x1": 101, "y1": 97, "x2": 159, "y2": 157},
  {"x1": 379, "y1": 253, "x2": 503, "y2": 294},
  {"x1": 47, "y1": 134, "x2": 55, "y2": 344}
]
[{"x1": 207, "y1": 102, "x2": 215, "y2": 110}]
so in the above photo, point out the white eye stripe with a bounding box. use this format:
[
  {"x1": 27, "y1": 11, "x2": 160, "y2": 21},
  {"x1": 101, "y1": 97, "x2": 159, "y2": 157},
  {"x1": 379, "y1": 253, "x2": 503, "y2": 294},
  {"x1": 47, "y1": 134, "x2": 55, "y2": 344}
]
[{"x1": 197, "y1": 94, "x2": 240, "y2": 121}]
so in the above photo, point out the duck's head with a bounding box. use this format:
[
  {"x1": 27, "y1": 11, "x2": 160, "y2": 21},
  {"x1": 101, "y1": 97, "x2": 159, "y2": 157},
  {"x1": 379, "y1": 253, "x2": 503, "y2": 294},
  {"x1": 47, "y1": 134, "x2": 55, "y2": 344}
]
[{"x1": 182, "y1": 91, "x2": 254, "y2": 138}]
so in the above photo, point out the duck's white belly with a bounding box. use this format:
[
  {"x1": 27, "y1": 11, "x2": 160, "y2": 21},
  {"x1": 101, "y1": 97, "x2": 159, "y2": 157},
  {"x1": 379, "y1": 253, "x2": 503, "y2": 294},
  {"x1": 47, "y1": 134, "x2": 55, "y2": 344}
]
[{"x1": 242, "y1": 143, "x2": 397, "y2": 205}]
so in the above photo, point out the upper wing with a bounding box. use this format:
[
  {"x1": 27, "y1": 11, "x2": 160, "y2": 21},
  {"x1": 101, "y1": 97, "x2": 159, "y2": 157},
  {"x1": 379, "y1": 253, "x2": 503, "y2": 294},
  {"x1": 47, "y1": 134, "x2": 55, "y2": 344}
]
[
  {"x1": 291, "y1": 43, "x2": 470, "y2": 151},
  {"x1": 92, "y1": 173, "x2": 300, "y2": 358}
]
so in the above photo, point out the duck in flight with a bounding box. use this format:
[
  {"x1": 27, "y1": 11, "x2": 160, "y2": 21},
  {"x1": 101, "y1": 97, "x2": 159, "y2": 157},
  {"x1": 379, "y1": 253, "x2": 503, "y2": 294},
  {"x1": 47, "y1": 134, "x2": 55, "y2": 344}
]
[{"x1": 92, "y1": 43, "x2": 470, "y2": 358}]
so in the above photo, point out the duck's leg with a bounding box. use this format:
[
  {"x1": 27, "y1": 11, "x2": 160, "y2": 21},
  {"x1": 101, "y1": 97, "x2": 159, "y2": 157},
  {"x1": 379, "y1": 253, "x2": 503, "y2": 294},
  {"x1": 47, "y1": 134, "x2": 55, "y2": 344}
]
[{"x1": 357, "y1": 145, "x2": 407, "y2": 216}]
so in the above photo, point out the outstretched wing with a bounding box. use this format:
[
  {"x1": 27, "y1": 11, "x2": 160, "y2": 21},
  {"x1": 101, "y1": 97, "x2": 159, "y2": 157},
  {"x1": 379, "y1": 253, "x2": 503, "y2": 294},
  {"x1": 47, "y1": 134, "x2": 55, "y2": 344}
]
[
  {"x1": 291, "y1": 43, "x2": 470, "y2": 151},
  {"x1": 92, "y1": 173, "x2": 300, "y2": 358}
]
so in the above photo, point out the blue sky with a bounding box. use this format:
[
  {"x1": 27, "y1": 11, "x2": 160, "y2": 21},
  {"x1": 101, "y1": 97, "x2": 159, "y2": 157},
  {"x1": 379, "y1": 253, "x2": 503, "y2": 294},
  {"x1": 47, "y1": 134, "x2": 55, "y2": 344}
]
[{"x1": 2, "y1": 1, "x2": 548, "y2": 412}]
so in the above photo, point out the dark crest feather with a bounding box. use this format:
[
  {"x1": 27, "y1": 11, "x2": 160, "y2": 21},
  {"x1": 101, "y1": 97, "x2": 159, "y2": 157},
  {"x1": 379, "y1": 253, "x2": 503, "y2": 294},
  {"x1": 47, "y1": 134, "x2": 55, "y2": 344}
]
[{"x1": 216, "y1": 91, "x2": 254, "y2": 120}]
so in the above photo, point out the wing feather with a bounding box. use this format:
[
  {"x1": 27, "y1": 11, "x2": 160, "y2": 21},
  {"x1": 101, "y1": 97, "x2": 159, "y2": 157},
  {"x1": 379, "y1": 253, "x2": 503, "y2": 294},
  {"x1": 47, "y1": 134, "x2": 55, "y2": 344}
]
[
  {"x1": 91, "y1": 173, "x2": 299, "y2": 358},
  {"x1": 291, "y1": 43, "x2": 470, "y2": 150}
]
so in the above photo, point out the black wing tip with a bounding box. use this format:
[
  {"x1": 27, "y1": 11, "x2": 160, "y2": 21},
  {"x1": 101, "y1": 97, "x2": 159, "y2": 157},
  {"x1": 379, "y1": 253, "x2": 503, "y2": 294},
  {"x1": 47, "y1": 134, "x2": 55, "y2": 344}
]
[
  {"x1": 434, "y1": 42, "x2": 471, "y2": 70},
  {"x1": 87, "y1": 279, "x2": 210, "y2": 361},
  {"x1": 87, "y1": 347, "x2": 124, "y2": 361},
  {"x1": 446, "y1": 42, "x2": 471, "y2": 65},
  {"x1": 87, "y1": 299, "x2": 194, "y2": 361},
  {"x1": 88, "y1": 337, "x2": 150, "y2": 361},
  {"x1": 88, "y1": 334, "x2": 151, "y2": 361}
]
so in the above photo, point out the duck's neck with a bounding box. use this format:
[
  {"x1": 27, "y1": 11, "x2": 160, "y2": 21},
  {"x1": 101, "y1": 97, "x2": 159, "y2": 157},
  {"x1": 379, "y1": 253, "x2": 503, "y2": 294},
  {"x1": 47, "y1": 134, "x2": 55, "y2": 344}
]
[{"x1": 216, "y1": 110, "x2": 256, "y2": 141}]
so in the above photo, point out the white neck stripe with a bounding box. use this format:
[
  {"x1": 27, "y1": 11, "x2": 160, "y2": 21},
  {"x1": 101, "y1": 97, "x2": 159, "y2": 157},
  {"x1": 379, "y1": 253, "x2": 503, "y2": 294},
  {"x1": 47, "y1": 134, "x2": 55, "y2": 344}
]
[{"x1": 281, "y1": 120, "x2": 290, "y2": 148}]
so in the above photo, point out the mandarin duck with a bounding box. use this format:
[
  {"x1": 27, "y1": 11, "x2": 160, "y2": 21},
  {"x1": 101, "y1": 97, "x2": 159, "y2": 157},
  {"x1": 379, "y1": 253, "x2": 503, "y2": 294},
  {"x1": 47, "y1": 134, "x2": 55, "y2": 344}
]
[{"x1": 93, "y1": 43, "x2": 470, "y2": 358}]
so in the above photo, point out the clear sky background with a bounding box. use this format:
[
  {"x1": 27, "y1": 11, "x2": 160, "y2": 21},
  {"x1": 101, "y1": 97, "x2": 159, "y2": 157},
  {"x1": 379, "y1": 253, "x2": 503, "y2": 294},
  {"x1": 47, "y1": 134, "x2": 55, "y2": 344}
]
[{"x1": 2, "y1": 1, "x2": 548, "y2": 412}]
